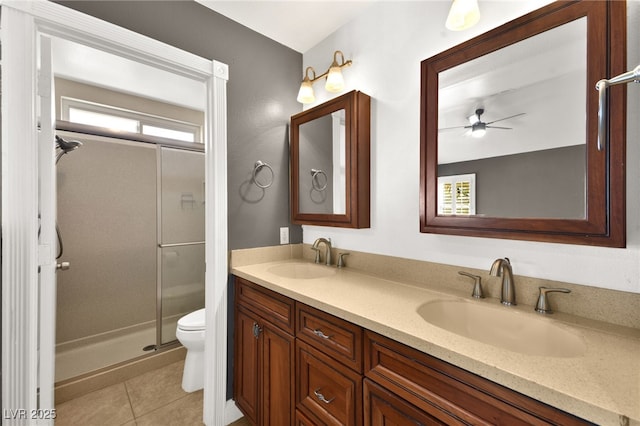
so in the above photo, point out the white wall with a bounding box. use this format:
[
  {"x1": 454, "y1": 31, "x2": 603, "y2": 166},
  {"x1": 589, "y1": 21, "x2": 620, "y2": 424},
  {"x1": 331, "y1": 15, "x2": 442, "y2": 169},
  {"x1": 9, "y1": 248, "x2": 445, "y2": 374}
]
[{"x1": 302, "y1": 0, "x2": 640, "y2": 294}]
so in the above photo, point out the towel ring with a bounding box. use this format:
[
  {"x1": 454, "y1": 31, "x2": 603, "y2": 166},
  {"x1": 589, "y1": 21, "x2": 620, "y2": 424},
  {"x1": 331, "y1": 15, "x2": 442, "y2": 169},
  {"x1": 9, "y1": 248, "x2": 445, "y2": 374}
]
[
  {"x1": 310, "y1": 168, "x2": 328, "y2": 191},
  {"x1": 253, "y1": 160, "x2": 274, "y2": 189}
]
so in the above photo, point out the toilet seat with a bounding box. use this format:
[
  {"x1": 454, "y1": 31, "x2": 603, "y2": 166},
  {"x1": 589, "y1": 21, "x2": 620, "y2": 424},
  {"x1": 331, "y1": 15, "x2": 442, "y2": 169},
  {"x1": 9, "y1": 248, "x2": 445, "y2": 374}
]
[{"x1": 177, "y1": 308, "x2": 205, "y2": 331}]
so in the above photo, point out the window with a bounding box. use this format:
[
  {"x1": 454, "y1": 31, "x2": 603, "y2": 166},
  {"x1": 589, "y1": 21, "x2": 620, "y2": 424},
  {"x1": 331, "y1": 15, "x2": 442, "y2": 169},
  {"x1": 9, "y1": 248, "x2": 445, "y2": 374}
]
[
  {"x1": 62, "y1": 97, "x2": 202, "y2": 143},
  {"x1": 438, "y1": 173, "x2": 476, "y2": 215},
  {"x1": 68, "y1": 107, "x2": 140, "y2": 133}
]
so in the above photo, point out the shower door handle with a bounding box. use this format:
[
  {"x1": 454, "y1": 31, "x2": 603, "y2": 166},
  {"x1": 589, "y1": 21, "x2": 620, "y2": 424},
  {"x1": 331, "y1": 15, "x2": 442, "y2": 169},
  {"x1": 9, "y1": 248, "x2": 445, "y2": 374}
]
[{"x1": 56, "y1": 261, "x2": 70, "y2": 271}]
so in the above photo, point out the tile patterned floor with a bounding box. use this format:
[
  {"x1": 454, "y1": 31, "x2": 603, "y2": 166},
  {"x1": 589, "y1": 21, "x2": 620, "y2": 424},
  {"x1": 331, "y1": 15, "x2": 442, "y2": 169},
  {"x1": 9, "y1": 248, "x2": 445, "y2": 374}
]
[{"x1": 55, "y1": 360, "x2": 205, "y2": 426}]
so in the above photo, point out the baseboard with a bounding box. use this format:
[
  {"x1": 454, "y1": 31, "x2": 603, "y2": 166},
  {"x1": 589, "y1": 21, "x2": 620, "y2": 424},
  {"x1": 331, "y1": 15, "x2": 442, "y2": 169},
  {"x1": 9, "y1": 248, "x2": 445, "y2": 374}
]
[
  {"x1": 224, "y1": 399, "x2": 244, "y2": 424},
  {"x1": 55, "y1": 346, "x2": 186, "y2": 404}
]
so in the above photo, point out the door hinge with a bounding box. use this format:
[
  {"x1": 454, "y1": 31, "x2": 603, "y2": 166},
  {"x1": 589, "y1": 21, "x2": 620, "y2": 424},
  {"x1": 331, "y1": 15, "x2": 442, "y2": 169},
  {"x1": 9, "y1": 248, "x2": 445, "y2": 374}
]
[{"x1": 252, "y1": 322, "x2": 262, "y2": 339}]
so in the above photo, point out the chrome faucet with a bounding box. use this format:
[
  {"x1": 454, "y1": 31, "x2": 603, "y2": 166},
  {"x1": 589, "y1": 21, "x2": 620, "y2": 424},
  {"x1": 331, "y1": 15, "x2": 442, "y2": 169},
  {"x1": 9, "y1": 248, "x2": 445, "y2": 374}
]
[
  {"x1": 490, "y1": 257, "x2": 516, "y2": 306},
  {"x1": 312, "y1": 238, "x2": 332, "y2": 266}
]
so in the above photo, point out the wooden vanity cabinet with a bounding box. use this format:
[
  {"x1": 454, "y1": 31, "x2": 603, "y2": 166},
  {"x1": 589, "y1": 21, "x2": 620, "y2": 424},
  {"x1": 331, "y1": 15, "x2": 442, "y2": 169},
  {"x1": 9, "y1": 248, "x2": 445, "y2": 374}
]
[
  {"x1": 234, "y1": 278, "x2": 296, "y2": 426},
  {"x1": 364, "y1": 331, "x2": 593, "y2": 426},
  {"x1": 233, "y1": 277, "x2": 593, "y2": 426}
]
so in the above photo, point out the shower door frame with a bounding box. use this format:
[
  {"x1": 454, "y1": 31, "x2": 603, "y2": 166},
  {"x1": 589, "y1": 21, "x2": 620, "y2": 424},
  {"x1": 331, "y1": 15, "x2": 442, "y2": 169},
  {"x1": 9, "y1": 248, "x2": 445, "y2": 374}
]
[{"x1": 1, "y1": 2, "x2": 229, "y2": 425}]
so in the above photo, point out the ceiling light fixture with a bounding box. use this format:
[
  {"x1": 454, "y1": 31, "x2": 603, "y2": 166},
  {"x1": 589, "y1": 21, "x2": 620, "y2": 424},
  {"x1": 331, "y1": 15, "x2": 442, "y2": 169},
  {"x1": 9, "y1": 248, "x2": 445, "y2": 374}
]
[
  {"x1": 471, "y1": 122, "x2": 486, "y2": 138},
  {"x1": 445, "y1": 0, "x2": 481, "y2": 31},
  {"x1": 297, "y1": 50, "x2": 352, "y2": 104}
]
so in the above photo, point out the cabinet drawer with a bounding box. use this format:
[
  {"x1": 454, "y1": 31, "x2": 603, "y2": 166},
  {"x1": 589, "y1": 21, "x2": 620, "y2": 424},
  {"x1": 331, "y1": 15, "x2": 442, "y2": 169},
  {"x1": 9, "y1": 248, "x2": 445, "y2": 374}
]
[
  {"x1": 296, "y1": 340, "x2": 362, "y2": 426},
  {"x1": 295, "y1": 409, "x2": 317, "y2": 426},
  {"x1": 296, "y1": 303, "x2": 363, "y2": 372},
  {"x1": 364, "y1": 378, "x2": 451, "y2": 426},
  {"x1": 364, "y1": 331, "x2": 593, "y2": 426},
  {"x1": 235, "y1": 276, "x2": 295, "y2": 334}
]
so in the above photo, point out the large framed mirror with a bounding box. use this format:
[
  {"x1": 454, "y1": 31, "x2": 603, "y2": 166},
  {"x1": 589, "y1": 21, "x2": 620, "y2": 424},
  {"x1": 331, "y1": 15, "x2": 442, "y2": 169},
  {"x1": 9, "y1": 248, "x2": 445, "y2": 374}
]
[
  {"x1": 420, "y1": 0, "x2": 626, "y2": 246},
  {"x1": 291, "y1": 90, "x2": 370, "y2": 228}
]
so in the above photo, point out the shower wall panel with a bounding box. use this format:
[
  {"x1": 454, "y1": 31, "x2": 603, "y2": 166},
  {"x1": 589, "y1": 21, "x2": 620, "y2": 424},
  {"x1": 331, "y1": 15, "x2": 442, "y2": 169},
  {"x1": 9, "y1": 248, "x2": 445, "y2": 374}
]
[{"x1": 56, "y1": 133, "x2": 157, "y2": 344}]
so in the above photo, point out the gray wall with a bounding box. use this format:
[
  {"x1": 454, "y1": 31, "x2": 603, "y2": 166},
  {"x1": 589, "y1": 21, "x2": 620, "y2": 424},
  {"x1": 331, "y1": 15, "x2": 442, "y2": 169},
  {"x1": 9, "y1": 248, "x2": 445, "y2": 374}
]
[
  {"x1": 56, "y1": 0, "x2": 303, "y2": 250},
  {"x1": 439, "y1": 145, "x2": 586, "y2": 219}
]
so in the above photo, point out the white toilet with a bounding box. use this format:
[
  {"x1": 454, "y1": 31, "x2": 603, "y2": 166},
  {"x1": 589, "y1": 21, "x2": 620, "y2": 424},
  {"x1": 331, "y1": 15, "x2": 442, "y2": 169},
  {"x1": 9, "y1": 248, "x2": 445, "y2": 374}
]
[{"x1": 176, "y1": 308, "x2": 206, "y2": 392}]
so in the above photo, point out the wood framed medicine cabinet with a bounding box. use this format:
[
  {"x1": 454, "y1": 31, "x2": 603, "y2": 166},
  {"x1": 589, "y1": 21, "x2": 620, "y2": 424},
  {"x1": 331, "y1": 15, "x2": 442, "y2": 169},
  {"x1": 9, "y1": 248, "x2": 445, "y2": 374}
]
[
  {"x1": 291, "y1": 90, "x2": 371, "y2": 228},
  {"x1": 420, "y1": 0, "x2": 626, "y2": 246}
]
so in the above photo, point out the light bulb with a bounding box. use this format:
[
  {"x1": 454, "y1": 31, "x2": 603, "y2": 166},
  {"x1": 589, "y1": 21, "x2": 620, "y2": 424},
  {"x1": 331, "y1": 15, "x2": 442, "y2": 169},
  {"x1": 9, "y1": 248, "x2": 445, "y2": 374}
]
[
  {"x1": 445, "y1": 0, "x2": 480, "y2": 31},
  {"x1": 297, "y1": 80, "x2": 315, "y2": 104},
  {"x1": 471, "y1": 128, "x2": 486, "y2": 138},
  {"x1": 325, "y1": 67, "x2": 345, "y2": 93}
]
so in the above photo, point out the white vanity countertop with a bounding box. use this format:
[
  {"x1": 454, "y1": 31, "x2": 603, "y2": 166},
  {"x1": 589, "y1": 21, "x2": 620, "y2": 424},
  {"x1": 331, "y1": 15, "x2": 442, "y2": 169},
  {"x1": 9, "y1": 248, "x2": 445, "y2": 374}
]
[{"x1": 232, "y1": 259, "x2": 640, "y2": 426}]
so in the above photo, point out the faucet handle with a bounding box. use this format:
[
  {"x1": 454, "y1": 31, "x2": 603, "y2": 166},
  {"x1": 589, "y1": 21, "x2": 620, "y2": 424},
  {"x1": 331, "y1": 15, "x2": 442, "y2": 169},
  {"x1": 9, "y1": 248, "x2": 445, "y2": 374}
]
[
  {"x1": 311, "y1": 247, "x2": 321, "y2": 264},
  {"x1": 337, "y1": 252, "x2": 350, "y2": 268},
  {"x1": 535, "y1": 287, "x2": 571, "y2": 314},
  {"x1": 458, "y1": 271, "x2": 484, "y2": 299}
]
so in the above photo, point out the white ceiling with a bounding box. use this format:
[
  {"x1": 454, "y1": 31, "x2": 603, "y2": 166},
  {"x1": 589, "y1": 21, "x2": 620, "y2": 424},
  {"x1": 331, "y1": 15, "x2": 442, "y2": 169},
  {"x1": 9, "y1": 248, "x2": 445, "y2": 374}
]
[
  {"x1": 194, "y1": 0, "x2": 376, "y2": 53},
  {"x1": 438, "y1": 17, "x2": 587, "y2": 164}
]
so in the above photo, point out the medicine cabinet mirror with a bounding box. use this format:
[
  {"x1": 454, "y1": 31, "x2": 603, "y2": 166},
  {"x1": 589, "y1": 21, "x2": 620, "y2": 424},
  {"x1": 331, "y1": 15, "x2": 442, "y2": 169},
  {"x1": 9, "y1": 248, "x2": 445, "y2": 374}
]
[
  {"x1": 420, "y1": 0, "x2": 626, "y2": 246},
  {"x1": 291, "y1": 90, "x2": 370, "y2": 228}
]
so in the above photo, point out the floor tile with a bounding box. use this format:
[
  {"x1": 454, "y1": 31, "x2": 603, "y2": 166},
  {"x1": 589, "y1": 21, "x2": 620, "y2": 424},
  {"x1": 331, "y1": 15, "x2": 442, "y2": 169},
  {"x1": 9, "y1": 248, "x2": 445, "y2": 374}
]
[
  {"x1": 125, "y1": 360, "x2": 188, "y2": 417},
  {"x1": 135, "y1": 391, "x2": 204, "y2": 426},
  {"x1": 55, "y1": 382, "x2": 134, "y2": 426}
]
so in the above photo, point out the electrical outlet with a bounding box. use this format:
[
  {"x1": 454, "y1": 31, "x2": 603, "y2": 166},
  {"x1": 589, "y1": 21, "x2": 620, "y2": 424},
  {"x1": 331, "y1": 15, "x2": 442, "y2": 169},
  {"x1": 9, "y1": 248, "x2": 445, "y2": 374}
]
[{"x1": 279, "y1": 227, "x2": 289, "y2": 244}]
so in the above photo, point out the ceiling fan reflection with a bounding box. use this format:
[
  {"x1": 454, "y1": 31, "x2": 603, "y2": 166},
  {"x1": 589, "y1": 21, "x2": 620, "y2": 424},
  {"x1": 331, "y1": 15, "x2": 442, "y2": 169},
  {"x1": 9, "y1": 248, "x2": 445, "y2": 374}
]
[{"x1": 439, "y1": 108, "x2": 525, "y2": 138}]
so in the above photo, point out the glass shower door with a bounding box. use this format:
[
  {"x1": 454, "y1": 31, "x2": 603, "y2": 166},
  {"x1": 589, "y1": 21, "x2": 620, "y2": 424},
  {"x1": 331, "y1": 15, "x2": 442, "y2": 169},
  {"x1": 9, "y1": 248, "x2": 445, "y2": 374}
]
[{"x1": 158, "y1": 147, "x2": 205, "y2": 345}]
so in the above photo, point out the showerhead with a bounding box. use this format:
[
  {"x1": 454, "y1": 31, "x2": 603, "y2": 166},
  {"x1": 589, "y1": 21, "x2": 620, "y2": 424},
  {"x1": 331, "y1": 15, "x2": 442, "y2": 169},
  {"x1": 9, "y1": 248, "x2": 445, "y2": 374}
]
[
  {"x1": 55, "y1": 135, "x2": 82, "y2": 164},
  {"x1": 56, "y1": 135, "x2": 82, "y2": 153}
]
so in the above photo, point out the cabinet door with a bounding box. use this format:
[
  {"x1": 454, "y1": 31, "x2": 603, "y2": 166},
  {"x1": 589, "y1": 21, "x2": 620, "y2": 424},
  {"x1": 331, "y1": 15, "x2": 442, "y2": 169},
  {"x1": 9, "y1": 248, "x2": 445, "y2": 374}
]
[
  {"x1": 364, "y1": 379, "x2": 450, "y2": 426},
  {"x1": 234, "y1": 306, "x2": 260, "y2": 425},
  {"x1": 261, "y1": 322, "x2": 295, "y2": 426}
]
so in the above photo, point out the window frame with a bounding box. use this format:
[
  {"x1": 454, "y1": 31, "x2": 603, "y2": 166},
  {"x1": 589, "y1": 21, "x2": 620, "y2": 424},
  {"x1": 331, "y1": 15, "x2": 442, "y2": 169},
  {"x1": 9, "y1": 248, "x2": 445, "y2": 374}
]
[{"x1": 61, "y1": 97, "x2": 203, "y2": 143}]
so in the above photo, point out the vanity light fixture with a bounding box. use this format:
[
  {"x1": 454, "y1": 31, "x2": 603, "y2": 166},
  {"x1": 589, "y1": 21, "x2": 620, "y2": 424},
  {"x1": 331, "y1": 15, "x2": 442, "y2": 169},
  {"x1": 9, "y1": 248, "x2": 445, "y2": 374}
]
[
  {"x1": 445, "y1": 0, "x2": 481, "y2": 31},
  {"x1": 297, "y1": 50, "x2": 352, "y2": 104}
]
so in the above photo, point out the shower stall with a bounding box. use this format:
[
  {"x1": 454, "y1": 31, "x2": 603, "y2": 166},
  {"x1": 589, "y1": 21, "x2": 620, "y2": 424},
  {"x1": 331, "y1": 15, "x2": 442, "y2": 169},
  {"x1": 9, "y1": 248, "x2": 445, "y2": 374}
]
[{"x1": 54, "y1": 130, "x2": 205, "y2": 383}]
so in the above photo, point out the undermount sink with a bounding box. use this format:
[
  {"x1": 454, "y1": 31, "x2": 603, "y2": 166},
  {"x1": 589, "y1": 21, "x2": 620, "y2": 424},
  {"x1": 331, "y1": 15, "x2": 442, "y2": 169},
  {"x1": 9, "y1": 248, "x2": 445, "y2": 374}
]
[
  {"x1": 267, "y1": 263, "x2": 336, "y2": 279},
  {"x1": 417, "y1": 300, "x2": 586, "y2": 358}
]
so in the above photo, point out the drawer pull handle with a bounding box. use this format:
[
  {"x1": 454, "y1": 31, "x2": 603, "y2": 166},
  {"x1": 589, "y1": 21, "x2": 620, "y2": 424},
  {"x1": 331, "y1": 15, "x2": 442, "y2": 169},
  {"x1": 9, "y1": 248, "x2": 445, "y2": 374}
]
[
  {"x1": 313, "y1": 329, "x2": 332, "y2": 339},
  {"x1": 313, "y1": 388, "x2": 335, "y2": 404}
]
